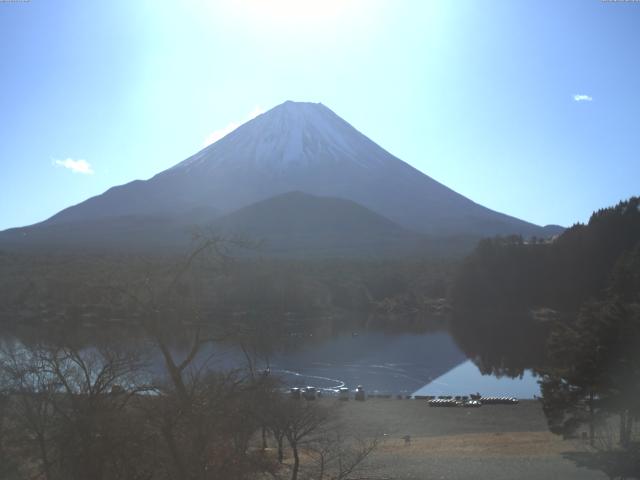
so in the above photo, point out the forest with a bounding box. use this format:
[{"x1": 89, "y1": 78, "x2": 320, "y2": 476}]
[{"x1": 451, "y1": 197, "x2": 640, "y2": 476}]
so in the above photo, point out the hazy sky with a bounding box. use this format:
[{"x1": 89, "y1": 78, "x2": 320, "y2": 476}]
[{"x1": 1, "y1": 0, "x2": 639, "y2": 230}]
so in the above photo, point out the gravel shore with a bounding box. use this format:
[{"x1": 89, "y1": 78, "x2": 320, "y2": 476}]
[{"x1": 329, "y1": 399, "x2": 608, "y2": 480}]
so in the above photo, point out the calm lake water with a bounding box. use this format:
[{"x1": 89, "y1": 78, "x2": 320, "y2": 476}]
[
  {"x1": 251, "y1": 331, "x2": 540, "y2": 398},
  {"x1": 1, "y1": 329, "x2": 541, "y2": 399},
  {"x1": 412, "y1": 360, "x2": 540, "y2": 398}
]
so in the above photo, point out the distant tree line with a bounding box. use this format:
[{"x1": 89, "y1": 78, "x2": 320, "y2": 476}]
[{"x1": 0, "y1": 249, "x2": 457, "y2": 343}]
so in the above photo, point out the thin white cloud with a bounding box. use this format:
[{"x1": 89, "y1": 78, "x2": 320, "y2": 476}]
[
  {"x1": 573, "y1": 94, "x2": 593, "y2": 102},
  {"x1": 203, "y1": 106, "x2": 264, "y2": 146},
  {"x1": 53, "y1": 158, "x2": 94, "y2": 174}
]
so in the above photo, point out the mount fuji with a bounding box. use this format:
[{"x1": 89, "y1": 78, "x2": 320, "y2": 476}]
[{"x1": 0, "y1": 101, "x2": 562, "y2": 255}]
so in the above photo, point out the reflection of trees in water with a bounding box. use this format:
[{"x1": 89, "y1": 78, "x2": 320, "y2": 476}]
[{"x1": 449, "y1": 309, "x2": 550, "y2": 378}]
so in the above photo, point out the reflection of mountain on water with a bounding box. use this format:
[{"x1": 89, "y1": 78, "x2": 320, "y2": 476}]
[
  {"x1": 143, "y1": 331, "x2": 466, "y2": 394},
  {"x1": 270, "y1": 332, "x2": 466, "y2": 393},
  {"x1": 412, "y1": 360, "x2": 540, "y2": 398},
  {"x1": 3, "y1": 329, "x2": 538, "y2": 397},
  {"x1": 3, "y1": 328, "x2": 538, "y2": 397}
]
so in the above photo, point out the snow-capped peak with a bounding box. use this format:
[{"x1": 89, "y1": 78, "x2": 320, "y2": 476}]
[{"x1": 172, "y1": 101, "x2": 389, "y2": 172}]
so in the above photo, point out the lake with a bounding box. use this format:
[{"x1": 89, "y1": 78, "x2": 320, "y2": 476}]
[
  {"x1": 256, "y1": 331, "x2": 541, "y2": 398},
  {"x1": 1, "y1": 329, "x2": 541, "y2": 399}
]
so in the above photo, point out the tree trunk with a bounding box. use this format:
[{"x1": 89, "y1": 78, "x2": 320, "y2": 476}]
[
  {"x1": 588, "y1": 392, "x2": 595, "y2": 447},
  {"x1": 626, "y1": 411, "x2": 633, "y2": 445},
  {"x1": 37, "y1": 434, "x2": 52, "y2": 480},
  {"x1": 162, "y1": 422, "x2": 189, "y2": 480},
  {"x1": 291, "y1": 443, "x2": 300, "y2": 480},
  {"x1": 619, "y1": 410, "x2": 631, "y2": 448},
  {"x1": 158, "y1": 342, "x2": 190, "y2": 406},
  {"x1": 277, "y1": 436, "x2": 284, "y2": 463}
]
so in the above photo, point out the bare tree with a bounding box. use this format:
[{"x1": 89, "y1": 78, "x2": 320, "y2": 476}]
[
  {"x1": 269, "y1": 399, "x2": 330, "y2": 480},
  {"x1": 0, "y1": 356, "x2": 21, "y2": 480},
  {"x1": 108, "y1": 234, "x2": 275, "y2": 480},
  {"x1": 306, "y1": 428, "x2": 379, "y2": 480},
  {"x1": 264, "y1": 397, "x2": 380, "y2": 480},
  {"x1": 1, "y1": 344, "x2": 59, "y2": 480},
  {"x1": 0, "y1": 342, "x2": 151, "y2": 480}
]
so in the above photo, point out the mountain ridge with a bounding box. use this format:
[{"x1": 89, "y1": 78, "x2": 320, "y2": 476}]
[
  {"x1": 0, "y1": 192, "x2": 422, "y2": 256},
  {"x1": 1, "y1": 100, "x2": 563, "y2": 254}
]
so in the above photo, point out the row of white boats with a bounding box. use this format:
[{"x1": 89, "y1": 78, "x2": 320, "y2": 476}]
[{"x1": 290, "y1": 387, "x2": 520, "y2": 406}]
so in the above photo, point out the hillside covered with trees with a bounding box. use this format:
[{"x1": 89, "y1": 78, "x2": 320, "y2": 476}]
[
  {"x1": 451, "y1": 197, "x2": 640, "y2": 371},
  {"x1": 451, "y1": 197, "x2": 640, "y2": 476}
]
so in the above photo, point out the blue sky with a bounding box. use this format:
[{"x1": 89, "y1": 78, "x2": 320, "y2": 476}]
[{"x1": 1, "y1": 0, "x2": 639, "y2": 230}]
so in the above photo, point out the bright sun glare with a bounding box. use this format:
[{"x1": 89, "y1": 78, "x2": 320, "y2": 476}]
[
  {"x1": 236, "y1": 0, "x2": 354, "y2": 24},
  {"x1": 214, "y1": 0, "x2": 376, "y2": 31}
]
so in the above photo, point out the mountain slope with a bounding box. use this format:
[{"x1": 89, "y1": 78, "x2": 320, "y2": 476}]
[
  {"x1": 0, "y1": 193, "x2": 426, "y2": 257},
  {"x1": 212, "y1": 191, "x2": 424, "y2": 256},
  {"x1": 0, "y1": 214, "x2": 198, "y2": 253},
  {"x1": 37, "y1": 101, "x2": 555, "y2": 239}
]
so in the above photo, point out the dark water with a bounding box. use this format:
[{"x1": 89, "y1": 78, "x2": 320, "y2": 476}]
[
  {"x1": 268, "y1": 332, "x2": 540, "y2": 398},
  {"x1": 180, "y1": 330, "x2": 540, "y2": 398},
  {"x1": 269, "y1": 331, "x2": 466, "y2": 394},
  {"x1": 1, "y1": 329, "x2": 541, "y2": 398}
]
